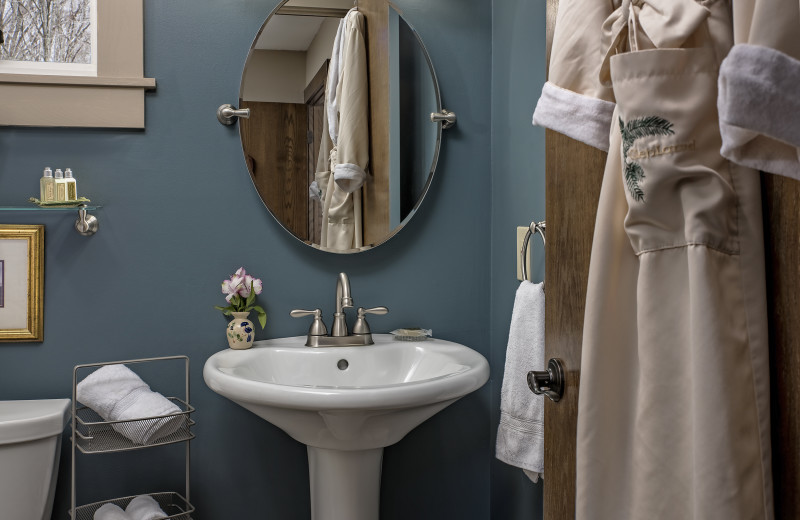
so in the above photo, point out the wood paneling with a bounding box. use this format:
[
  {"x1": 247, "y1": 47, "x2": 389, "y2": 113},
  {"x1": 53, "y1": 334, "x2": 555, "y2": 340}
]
[
  {"x1": 240, "y1": 101, "x2": 308, "y2": 239},
  {"x1": 359, "y1": 0, "x2": 391, "y2": 245},
  {"x1": 543, "y1": 130, "x2": 605, "y2": 520},
  {"x1": 762, "y1": 173, "x2": 800, "y2": 518},
  {"x1": 305, "y1": 61, "x2": 328, "y2": 245}
]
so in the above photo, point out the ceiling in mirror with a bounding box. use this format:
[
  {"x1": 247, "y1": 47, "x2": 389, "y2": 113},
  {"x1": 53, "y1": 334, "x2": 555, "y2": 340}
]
[{"x1": 239, "y1": 0, "x2": 442, "y2": 253}]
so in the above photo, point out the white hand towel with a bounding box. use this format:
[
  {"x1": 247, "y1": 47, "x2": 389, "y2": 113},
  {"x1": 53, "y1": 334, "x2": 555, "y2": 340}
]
[
  {"x1": 495, "y1": 281, "x2": 545, "y2": 482},
  {"x1": 94, "y1": 503, "x2": 132, "y2": 520},
  {"x1": 77, "y1": 364, "x2": 185, "y2": 445},
  {"x1": 125, "y1": 495, "x2": 168, "y2": 520}
]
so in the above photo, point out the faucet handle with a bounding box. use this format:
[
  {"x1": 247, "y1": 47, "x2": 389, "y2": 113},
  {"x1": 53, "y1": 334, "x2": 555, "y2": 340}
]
[
  {"x1": 353, "y1": 306, "x2": 389, "y2": 335},
  {"x1": 358, "y1": 306, "x2": 389, "y2": 316},
  {"x1": 290, "y1": 308, "x2": 328, "y2": 336}
]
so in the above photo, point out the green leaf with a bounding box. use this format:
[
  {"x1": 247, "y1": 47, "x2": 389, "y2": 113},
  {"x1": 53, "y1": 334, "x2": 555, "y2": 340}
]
[
  {"x1": 256, "y1": 310, "x2": 267, "y2": 329},
  {"x1": 252, "y1": 305, "x2": 267, "y2": 329}
]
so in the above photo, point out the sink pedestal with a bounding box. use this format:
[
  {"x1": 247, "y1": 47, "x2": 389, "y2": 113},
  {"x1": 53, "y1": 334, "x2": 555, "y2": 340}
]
[{"x1": 307, "y1": 446, "x2": 383, "y2": 520}]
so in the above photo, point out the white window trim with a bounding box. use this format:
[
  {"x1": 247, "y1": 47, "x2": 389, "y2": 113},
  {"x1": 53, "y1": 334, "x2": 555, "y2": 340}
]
[{"x1": 0, "y1": 0, "x2": 156, "y2": 128}]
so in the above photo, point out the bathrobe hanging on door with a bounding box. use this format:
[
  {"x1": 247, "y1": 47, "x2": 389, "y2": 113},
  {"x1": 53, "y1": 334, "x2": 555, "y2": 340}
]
[
  {"x1": 316, "y1": 8, "x2": 370, "y2": 251},
  {"x1": 534, "y1": 0, "x2": 773, "y2": 517}
]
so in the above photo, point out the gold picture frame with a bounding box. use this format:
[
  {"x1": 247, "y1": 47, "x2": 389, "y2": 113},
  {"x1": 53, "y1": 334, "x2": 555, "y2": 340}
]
[{"x1": 0, "y1": 225, "x2": 44, "y2": 342}]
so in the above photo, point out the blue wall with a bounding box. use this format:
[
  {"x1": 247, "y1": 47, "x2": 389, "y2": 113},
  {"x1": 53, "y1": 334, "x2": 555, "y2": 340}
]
[
  {"x1": 0, "y1": 0, "x2": 547, "y2": 518},
  {"x1": 490, "y1": 0, "x2": 547, "y2": 517},
  {"x1": 0, "y1": 0, "x2": 492, "y2": 520}
]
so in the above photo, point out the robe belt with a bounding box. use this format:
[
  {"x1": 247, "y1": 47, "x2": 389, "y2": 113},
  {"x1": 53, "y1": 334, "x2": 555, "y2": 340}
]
[{"x1": 600, "y1": 0, "x2": 710, "y2": 86}]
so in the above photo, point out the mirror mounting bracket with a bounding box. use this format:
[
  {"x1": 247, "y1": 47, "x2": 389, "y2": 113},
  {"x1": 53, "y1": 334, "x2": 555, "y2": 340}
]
[
  {"x1": 217, "y1": 104, "x2": 251, "y2": 126},
  {"x1": 430, "y1": 109, "x2": 457, "y2": 129}
]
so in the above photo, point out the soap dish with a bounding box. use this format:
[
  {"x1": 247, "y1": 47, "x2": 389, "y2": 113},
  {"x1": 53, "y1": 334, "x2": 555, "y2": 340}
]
[{"x1": 391, "y1": 328, "x2": 432, "y2": 341}]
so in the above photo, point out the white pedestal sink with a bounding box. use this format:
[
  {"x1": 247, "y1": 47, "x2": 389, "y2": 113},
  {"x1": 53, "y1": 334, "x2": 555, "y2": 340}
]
[{"x1": 203, "y1": 334, "x2": 489, "y2": 520}]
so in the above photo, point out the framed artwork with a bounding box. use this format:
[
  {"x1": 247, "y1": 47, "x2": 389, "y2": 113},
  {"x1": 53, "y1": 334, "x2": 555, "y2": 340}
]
[{"x1": 0, "y1": 225, "x2": 44, "y2": 342}]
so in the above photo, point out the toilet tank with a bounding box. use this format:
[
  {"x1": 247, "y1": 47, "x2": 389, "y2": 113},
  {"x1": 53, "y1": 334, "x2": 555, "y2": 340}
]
[{"x1": 0, "y1": 399, "x2": 71, "y2": 520}]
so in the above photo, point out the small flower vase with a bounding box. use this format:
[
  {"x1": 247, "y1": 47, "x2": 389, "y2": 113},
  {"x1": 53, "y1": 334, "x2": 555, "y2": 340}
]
[{"x1": 227, "y1": 311, "x2": 255, "y2": 350}]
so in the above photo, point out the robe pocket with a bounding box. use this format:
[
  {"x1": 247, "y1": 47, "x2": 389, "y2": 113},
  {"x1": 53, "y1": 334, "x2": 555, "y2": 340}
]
[{"x1": 610, "y1": 47, "x2": 739, "y2": 255}]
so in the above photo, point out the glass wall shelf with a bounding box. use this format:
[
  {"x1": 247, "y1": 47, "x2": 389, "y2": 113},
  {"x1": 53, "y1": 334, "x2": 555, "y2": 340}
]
[
  {"x1": 0, "y1": 204, "x2": 101, "y2": 235},
  {"x1": 0, "y1": 205, "x2": 101, "y2": 211}
]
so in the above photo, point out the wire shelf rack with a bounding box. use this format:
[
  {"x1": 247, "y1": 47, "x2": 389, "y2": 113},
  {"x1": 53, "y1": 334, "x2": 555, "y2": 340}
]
[
  {"x1": 69, "y1": 491, "x2": 194, "y2": 520},
  {"x1": 73, "y1": 398, "x2": 195, "y2": 454},
  {"x1": 70, "y1": 356, "x2": 193, "y2": 519}
]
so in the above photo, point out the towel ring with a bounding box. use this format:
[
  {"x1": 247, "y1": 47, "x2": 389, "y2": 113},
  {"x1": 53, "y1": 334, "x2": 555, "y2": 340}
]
[{"x1": 520, "y1": 221, "x2": 545, "y2": 285}]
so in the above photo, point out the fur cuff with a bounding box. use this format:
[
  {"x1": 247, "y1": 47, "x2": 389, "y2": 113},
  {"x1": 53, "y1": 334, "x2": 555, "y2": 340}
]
[
  {"x1": 533, "y1": 82, "x2": 615, "y2": 151},
  {"x1": 718, "y1": 44, "x2": 800, "y2": 179}
]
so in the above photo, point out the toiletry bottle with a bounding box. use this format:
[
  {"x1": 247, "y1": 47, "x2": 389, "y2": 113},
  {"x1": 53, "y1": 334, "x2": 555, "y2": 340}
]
[
  {"x1": 39, "y1": 167, "x2": 55, "y2": 203},
  {"x1": 54, "y1": 168, "x2": 66, "y2": 202},
  {"x1": 64, "y1": 168, "x2": 77, "y2": 201}
]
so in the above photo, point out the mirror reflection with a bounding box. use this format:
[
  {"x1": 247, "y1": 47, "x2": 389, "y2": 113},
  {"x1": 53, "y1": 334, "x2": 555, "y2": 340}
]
[{"x1": 239, "y1": 0, "x2": 440, "y2": 253}]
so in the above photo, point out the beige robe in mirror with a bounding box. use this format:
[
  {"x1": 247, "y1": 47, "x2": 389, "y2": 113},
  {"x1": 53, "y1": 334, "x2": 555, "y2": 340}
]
[{"x1": 317, "y1": 8, "x2": 370, "y2": 251}]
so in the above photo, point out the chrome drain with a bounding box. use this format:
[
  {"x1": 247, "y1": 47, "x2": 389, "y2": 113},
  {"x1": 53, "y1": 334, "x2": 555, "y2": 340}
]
[{"x1": 337, "y1": 359, "x2": 349, "y2": 370}]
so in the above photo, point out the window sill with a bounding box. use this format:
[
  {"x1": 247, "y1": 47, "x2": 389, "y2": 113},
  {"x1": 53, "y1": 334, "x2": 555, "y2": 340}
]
[{"x1": 0, "y1": 74, "x2": 156, "y2": 89}]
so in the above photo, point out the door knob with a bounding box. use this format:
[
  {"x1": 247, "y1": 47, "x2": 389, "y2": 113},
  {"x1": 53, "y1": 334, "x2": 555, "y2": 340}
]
[{"x1": 527, "y1": 358, "x2": 565, "y2": 402}]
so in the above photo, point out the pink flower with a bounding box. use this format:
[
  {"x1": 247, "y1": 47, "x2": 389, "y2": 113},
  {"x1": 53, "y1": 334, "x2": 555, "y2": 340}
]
[{"x1": 239, "y1": 275, "x2": 264, "y2": 297}]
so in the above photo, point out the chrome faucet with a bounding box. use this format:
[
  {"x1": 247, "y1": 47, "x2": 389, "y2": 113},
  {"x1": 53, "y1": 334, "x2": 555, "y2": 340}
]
[{"x1": 290, "y1": 272, "x2": 388, "y2": 347}]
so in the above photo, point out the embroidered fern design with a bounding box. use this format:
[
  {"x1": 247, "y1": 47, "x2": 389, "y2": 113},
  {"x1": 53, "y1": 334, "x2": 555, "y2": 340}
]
[{"x1": 619, "y1": 116, "x2": 675, "y2": 202}]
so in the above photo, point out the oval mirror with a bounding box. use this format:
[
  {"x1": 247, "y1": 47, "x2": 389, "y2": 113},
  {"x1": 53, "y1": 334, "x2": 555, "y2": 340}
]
[{"x1": 239, "y1": 0, "x2": 443, "y2": 253}]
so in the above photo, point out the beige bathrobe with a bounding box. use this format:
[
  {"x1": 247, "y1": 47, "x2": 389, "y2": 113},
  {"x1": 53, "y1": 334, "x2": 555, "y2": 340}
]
[
  {"x1": 534, "y1": 0, "x2": 773, "y2": 517},
  {"x1": 316, "y1": 8, "x2": 370, "y2": 252}
]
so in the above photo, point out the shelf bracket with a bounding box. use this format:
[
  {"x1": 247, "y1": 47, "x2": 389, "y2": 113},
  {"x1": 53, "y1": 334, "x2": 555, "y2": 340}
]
[{"x1": 74, "y1": 205, "x2": 98, "y2": 236}]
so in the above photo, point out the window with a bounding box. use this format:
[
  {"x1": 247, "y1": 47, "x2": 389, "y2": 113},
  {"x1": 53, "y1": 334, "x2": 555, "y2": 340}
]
[
  {"x1": 0, "y1": 0, "x2": 97, "y2": 75},
  {"x1": 0, "y1": 0, "x2": 154, "y2": 128}
]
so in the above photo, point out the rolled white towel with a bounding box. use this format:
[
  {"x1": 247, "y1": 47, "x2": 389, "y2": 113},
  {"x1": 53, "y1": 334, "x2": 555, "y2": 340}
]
[
  {"x1": 94, "y1": 503, "x2": 132, "y2": 520},
  {"x1": 77, "y1": 364, "x2": 185, "y2": 445},
  {"x1": 125, "y1": 495, "x2": 168, "y2": 520}
]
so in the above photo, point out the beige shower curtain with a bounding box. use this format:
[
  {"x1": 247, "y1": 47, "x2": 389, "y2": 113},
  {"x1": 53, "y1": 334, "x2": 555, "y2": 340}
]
[{"x1": 534, "y1": 0, "x2": 773, "y2": 517}]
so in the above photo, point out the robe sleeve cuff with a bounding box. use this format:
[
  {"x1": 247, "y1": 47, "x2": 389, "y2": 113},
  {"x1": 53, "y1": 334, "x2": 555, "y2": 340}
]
[
  {"x1": 718, "y1": 44, "x2": 800, "y2": 179},
  {"x1": 532, "y1": 81, "x2": 615, "y2": 152},
  {"x1": 334, "y1": 163, "x2": 367, "y2": 193}
]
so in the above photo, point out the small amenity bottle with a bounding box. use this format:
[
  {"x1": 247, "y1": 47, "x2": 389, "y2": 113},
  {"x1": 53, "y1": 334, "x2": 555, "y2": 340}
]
[
  {"x1": 39, "y1": 167, "x2": 55, "y2": 202},
  {"x1": 64, "y1": 168, "x2": 77, "y2": 201},
  {"x1": 54, "y1": 168, "x2": 66, "y2": 201}
]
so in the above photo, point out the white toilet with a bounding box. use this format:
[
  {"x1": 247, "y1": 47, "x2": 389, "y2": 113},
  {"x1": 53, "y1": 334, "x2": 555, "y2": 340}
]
[{"x1": 0, "y1": 399, "x2": 71, "y2": 520}]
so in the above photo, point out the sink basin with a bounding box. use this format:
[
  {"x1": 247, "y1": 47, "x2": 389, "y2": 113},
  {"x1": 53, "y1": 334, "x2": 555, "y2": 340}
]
[
  {"x1": 203, "y1": 334, "x2": 489, "y2": 520},
  {"x1": 204, "y1": 334, "x2": 489, "y2": 449}
]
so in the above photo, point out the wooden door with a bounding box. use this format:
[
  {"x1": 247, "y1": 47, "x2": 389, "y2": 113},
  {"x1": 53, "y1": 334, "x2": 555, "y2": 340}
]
[
  {"x1": 542, "y1": 0, "x2": 607, "y2": 517},
  {"x1": 240, "y1": 100, "x2": 308, "y2": 240},
  {"x1": 305, "y1": 61, "x2": 328, "y2": 245},
  {"x1": 543, "y1": 135, "x2": 605, "y2": 518},
  {"x1": 762, "y1": 175, "x2": 800, "y2": 517}
]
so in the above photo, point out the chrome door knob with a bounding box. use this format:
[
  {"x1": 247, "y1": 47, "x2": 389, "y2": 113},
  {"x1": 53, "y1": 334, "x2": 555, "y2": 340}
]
[{"x1": 527, "y1": 358, "x2": 565, "y2": 402}]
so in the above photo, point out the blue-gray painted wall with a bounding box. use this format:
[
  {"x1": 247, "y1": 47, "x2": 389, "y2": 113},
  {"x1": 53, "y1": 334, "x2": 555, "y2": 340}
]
[
  {"x1": 0, "y1": 0, "x2": 546, "y2": 518},
  {"x1": 490, "y1": 0, "x2": 547, "y2": 517}
]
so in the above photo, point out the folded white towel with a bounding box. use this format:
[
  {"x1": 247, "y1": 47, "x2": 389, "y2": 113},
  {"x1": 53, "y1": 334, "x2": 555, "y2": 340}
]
[
  {"x1": 125, "y1": 495, "x2": 168, "y2": 520},
  {"x1": 496, "y1": 281, "x2": 545, "y2": 482},
  {"x1": 94, "y1": 503, "x2": 132, "y2": 520},
  {"x1": 77, "y1": 364, "x2": 185, "y2": 445}
]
